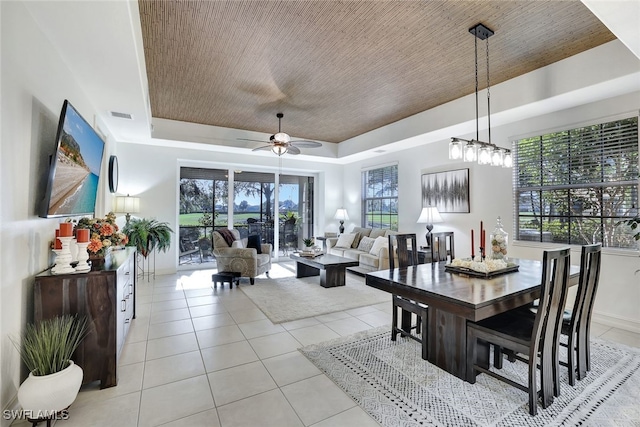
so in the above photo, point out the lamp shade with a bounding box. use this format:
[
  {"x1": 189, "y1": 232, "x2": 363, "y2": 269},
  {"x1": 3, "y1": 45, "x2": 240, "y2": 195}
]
[
  {"x1": 334, "y1": 208, "x2": 349, "y2": 221},
  {"x1": 417, "y1": 206, "x2": 443, "y2": 224},
  {"x1": 114, "y1": 195, "x2": 140, "y2": 214}
]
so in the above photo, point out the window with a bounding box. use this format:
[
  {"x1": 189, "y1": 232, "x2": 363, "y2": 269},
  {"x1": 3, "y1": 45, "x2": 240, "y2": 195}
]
[
  {"x1": 514, "y1": 116, "x2": 638, "y2": 248},
  {"x1": 362, "y1": 164, "x2": 398, "y2": 230}
]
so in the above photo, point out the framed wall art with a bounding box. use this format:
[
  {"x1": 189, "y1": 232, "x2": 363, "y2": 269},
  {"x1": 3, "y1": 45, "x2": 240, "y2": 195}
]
[{"x1": 421, "y1": 168, "x2": 470, "y2": 213}]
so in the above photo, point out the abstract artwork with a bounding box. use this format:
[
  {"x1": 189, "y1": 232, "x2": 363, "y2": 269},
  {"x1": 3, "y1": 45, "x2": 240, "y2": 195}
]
[{"x1": 421, "y1": 168, "x2": 470, "y2": 213}]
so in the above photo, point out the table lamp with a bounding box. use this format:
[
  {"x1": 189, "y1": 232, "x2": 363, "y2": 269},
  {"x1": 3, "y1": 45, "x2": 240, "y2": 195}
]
[
  {"x1": 334, "y1": 208, "x2": 349, "y2": 234},
  {"x1": 417, "y1": 206, "x2": 443, "y2": 246},
  {"x1": 115, "y1": 194, "x2": 140, "y2": 225}
]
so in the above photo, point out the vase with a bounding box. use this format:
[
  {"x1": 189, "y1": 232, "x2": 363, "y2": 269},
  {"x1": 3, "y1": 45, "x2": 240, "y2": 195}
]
[
  {"x1": 89, "y1": 254, "x2": 106, "y2": 270},
  {"x1": 17, "y1": 360, "x2": 83, "y2": 414},
  {"x1": 489, "y1": 216, "x2": 508, "y2": 260}
]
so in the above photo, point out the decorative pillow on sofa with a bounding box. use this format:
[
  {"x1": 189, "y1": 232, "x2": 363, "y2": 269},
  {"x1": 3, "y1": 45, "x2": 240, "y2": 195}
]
[
  {"x1": 369, "y1": 236, "x2": 389, "y2": 255},
  {"x1": 357, "y1": 236, "x2": 376, "y2": 253},
  {"x1": 335, "y1": 233, "x2": 356, "y2": 248},
  {"x1": 246, "y1": 235, "x2": 262, "y2": 254},
  {"x1": 350, "y1": 227, "x2": 371, "y2": 248}
]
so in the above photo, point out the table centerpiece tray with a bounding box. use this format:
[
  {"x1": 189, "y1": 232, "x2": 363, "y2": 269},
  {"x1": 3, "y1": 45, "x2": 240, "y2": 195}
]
[
  {"x1": 444, "y1": 261, "x2": 519, "y2": 278},
  {"x1": 295, "y1": 251, "x2": 325, "y2": 258}
]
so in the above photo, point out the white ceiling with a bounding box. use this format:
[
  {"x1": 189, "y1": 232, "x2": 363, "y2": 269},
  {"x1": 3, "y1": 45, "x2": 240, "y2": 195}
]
[{"x1": 22, "y1": 0, "x2": 640, "y2": 165}]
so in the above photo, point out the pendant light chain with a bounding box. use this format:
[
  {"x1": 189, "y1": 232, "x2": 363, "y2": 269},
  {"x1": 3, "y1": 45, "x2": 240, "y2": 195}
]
[
  {"x1": 474, "y1": 34, "x2": 479, "y2": 142},
  {"x1": 486, "y1": 37, "x2": 491, "y2": 144},
  {"x1": 449, "y1": 23, "x2": 511, "y2": 167}
]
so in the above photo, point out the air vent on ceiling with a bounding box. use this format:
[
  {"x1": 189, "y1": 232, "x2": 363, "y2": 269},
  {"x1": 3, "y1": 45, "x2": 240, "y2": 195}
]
[
  {"x1": 373, "y1": 149, "x2": 387, "y2": 153},
  {"x1": 110, "y1": 111, "x2": 133, "y2": 120}
]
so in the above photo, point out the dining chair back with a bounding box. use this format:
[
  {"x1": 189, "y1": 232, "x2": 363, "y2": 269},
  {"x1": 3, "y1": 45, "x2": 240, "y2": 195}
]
[
  {"x1": 564, "y1": 243, "x2": 602, "y2": 384},
  {"x1": 388, "y1": 233, "x2": 428, "y2": 360},
  {"x1": 388, "y1": 233, "x2": 418, "y2": 270},
  {"x1": 466, "y1": 247, "x2": 571, "y2": 416},
  {"x1": 430, "y1": 231, "x2": 455, "y2": 263}
]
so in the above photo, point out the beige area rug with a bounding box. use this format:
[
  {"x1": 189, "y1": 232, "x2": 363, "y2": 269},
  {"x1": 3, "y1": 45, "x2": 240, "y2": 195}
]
[{"x1": 238, "y1": 263, "x2": 389, "y2": 323}]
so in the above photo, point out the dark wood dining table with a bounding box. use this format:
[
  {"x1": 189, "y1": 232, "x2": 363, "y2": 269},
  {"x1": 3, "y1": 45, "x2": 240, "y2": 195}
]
[{"x1": 365, "y1": 258, "x2": 580, "y2": 380}]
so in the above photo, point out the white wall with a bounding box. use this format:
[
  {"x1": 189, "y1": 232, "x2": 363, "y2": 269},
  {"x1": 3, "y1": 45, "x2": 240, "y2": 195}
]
[
  {"x1": 342, "y1": 91, "x2": 640, "y2": 333},
  {"x1": 115, "y1": 143, "x2": 344, "y2": 274},
  {"x1": 0, "y1": 2, "x2": 115, "y2": 420}
]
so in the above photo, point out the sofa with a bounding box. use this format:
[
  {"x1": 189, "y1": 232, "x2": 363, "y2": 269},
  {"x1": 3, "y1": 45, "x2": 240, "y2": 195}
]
[
  {"x1": 212, "y1": 229, "x2": 272, "y2": 284},
  {"x1": 326, "y1": 227, "x2": 398, "y2": 272}
]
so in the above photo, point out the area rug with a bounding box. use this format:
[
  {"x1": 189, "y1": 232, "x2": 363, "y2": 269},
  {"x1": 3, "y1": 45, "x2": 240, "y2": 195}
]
[
  {"x1": 301, "y1": 326, "x2": 640, "y2": 426},
  {"x1": 239, "y1": 267, "x2": 389, "y2": 323}
]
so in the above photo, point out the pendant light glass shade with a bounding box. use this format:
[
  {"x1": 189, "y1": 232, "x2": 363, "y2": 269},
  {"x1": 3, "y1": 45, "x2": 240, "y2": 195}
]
[
  {"x1": 477, "y1": 145, "x2": 492, "y2": 165},
  {"x1": 449, "y1": 139, "x2": 463, "y2": 160},
  {"x1": 502, "y1": 151, "x2": 513, "y2": 168},
  {"x1": 463, "y1": 142, "x2": 477, "y2": 162},
  {"x1": 491, "y1": 148, "x2": 504, "y2": 166}
]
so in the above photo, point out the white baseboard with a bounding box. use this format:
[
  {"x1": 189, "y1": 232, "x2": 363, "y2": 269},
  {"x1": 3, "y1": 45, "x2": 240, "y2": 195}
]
[{"x1": 592, "y1": 310, "x2": 640, "y2": 334}]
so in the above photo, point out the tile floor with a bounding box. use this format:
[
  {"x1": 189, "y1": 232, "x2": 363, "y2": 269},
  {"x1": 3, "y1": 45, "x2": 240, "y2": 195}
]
[{"x1": 12, "y1": 263, "x2": 640, "y2": 427}]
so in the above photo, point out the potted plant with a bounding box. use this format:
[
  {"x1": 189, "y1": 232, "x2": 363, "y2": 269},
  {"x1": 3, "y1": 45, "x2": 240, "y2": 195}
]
[
  {"x1": 303, "y1": 238, "x2": 314, "y2": 248},
  {"x1": 12, "y1": 315, "x2": 89, "y2": 416},
  {"x1": 123, "y1": 218, "x2": 173, "y2": 258}
]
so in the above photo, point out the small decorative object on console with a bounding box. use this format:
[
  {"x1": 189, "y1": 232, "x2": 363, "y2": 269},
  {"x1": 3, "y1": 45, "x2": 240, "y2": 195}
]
[{"x1": 489, "y1": 216, "x2": 508, "y2": 260}]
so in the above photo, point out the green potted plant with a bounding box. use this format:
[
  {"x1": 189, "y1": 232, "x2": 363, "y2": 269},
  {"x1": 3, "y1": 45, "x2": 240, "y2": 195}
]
[
  {"x1": 303, "y1": 237, "x2": 314, "y2": 248},
  {"x1": 123, "y1": 218, "x2": 173, "y2": 258},
  {"x1": 12, "y1": 315, "x2": 89, "y2": 415}
]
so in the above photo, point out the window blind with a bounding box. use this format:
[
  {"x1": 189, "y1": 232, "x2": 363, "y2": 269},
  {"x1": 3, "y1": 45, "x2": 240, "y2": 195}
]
[{"x1": 513, "y1": 116, "x2": 638, "y2": 248}]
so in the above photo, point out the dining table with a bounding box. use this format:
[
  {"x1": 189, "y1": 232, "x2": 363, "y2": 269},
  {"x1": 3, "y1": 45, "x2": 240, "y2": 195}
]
[{"x1": 365, "y1": 258, "x2": 580, "y2": 381}]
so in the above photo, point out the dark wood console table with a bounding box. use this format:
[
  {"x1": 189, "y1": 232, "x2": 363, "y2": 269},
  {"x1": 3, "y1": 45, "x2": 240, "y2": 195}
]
[{"x1": 34, "y1": 247, "x2": 136, "y2": 388}]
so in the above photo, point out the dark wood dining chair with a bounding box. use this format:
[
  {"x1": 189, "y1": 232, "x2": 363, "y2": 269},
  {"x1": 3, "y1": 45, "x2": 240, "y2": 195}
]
[
  {"x1": 567, "y1": 243, "x2": 602, "y2": 384},
  {"x1": 430, "y1": 231, "x2": 455, "y2": 263},
  {"x1": 466, "y1": 248, "x2": 571, "y2": 416},
  {"x1": 388, "y1": 233, "x2": 428, "y2": 360},
  {"x1": 512, "y1": 244, "x2": 602, "y2": 387}
]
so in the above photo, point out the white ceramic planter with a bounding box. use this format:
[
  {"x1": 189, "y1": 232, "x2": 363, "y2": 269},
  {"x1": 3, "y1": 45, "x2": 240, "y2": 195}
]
[{"x1": 18, "y1": 361, "x2": 83, "y2": 414}]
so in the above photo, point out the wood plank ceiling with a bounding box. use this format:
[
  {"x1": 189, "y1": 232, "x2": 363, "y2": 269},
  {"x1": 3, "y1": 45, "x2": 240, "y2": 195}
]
[{"x1": 138, "y1": 0, "x2": 615, "y2": 144}]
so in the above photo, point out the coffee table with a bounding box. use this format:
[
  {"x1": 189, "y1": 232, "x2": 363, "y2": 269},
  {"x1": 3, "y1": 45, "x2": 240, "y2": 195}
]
[{"x1": 289, "y1": 253, "x2": 359, "y2": 288}]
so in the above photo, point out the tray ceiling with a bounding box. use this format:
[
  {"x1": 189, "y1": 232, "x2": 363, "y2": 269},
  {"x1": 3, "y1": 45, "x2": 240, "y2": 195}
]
[{"x1": 138, "y1": 0, "x2": 615, "y2": 144}]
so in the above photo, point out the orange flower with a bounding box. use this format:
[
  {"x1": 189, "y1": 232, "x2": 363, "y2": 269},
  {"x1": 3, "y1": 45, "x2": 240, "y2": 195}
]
[
  {"x1": 100, "y1": 223, "x2": 114, "y2": 237},
  {"x1": 87, "y1": 238, "x2": 104, "y2": 254}
]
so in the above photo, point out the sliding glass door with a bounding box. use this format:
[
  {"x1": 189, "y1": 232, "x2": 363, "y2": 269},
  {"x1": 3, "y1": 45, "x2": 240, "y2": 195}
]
[
  {"x1": 178, "y1": 167, "x2": 314, "y2": 267},
  {"x1": 179, "y1": 168, "x2": 228, "y2": 266}
]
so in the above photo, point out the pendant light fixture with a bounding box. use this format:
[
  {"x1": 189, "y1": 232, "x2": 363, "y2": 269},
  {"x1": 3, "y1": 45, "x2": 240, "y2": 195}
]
[{"x1": 449, "y1": 23, "x2": 512, "y2": 168}]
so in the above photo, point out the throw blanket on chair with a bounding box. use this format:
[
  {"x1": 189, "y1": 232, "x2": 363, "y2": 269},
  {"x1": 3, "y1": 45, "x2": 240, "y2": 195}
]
[{"x1": 218, "y1": 229, "x2": 236, "y2": 247}]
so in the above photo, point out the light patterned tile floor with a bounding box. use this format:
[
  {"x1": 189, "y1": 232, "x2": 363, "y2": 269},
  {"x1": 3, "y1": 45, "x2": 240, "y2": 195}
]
[{"x1": 10, "y1": 263, "x2": 640, "y2": 427}]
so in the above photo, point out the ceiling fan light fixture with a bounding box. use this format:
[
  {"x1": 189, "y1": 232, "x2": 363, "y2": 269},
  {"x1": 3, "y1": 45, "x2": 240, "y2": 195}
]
[
  {"x1": 274, "y1": 132, "x2": 290, "y2": 143},
  {"x1": 271, "y1": 143, "x2": 288, "y2": 156}
]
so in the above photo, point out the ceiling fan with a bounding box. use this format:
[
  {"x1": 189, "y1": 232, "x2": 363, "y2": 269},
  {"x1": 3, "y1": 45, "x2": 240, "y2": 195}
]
[{"x1": 238, "y1": 113, "x2": 322, "y2": 156}]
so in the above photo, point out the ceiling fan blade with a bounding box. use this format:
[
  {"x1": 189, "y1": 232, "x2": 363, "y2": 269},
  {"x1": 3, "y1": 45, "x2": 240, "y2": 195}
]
[
  {"x1": 287, "y1": 145, "x2": 301, "y2": 155},
  {"x1": 251, "y1": 145, "x2": 274, "y2": 152},
  {"x1": 290, "y1": 140, "x2": 322, "y2": 148},
  {"x1": 238, "y1": 138, "x2": 269, "y2": 143}
]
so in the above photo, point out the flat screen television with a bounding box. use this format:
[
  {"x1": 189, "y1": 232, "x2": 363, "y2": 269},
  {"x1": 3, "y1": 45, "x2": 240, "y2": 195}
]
[{"x1": 40, "y1": 100, "x2": 105, "y2": 218}]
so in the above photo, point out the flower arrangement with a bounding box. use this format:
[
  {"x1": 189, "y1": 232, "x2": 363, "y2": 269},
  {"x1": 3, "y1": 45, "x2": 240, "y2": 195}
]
[{"x1": 73, "y1": 212, "x2": 128, "y2": 257}]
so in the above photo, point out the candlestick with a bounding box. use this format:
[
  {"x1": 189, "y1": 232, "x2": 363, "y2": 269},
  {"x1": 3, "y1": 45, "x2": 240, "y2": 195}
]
[
  {"x1": 52, "y1": 236, "x2": 75, "y2": 274},
  {"x1": 76, "y1": 228, "x2": 89, "y2": 243},
  {"x1": 471, "y1": 229, "x2": 475, "y2": 258},
  {"x1": 59, "y1": 222, "x2": 73, "y2": 237},
  {"x1": 54, "y1": 229, "x2": 62, "y2": 250},
  {"x1": 75, "y1": 242, "x2": 91, "y2": 272}
]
